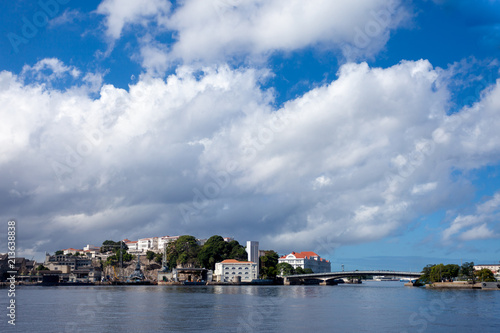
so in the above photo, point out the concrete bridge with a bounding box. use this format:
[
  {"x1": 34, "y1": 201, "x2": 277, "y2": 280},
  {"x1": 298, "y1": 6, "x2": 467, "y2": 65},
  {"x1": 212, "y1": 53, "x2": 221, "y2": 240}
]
[{"x1": 283, "y1": 270, "x2": 422, "y2": 285}]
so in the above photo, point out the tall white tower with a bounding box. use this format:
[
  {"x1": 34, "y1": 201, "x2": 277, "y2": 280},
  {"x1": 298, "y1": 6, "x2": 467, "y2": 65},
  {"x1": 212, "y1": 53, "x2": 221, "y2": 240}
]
[{"x1": 246, "y1": 241, "x2": 259, "y2": 266}]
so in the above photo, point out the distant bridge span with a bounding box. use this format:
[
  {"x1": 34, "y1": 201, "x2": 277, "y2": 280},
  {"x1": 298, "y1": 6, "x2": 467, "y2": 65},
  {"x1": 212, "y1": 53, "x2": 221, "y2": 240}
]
[{"x1": 283, "y1": 270, "x2": 422, "y2": 285}]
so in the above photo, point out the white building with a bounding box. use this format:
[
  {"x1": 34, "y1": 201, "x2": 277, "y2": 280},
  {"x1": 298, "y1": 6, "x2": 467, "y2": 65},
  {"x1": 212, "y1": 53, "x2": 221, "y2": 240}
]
[
  {"x1": 125, "y1": 241, "x2": 140, "y2": 254},
  {"x1": 246, "y1": 241, "x2": 259, "y2": 276},
  {"x1": 138, "y1": 237, "x2": 158, "y2": 253},
  {"x1": 246, "y1": 241, "x2": 259, "y2": 263},
  {"x1": 278, "y1": 251, "x2": 331, "y2": 273},
  {"x1": 83, "y1": 245, "x2": 100, "y2": 252},
  {"x1": 158, "y1": 236, "x2": 180, "y2": 253},
  {"x1": 63, "y1": 248, "x2": 83, "y2": 255},
  {"x1": 214, "y1": 259, "x2": 258, "y2": 282},
  {"x1": 474, "y1": 264, "x2": 500, "y2": 279}
]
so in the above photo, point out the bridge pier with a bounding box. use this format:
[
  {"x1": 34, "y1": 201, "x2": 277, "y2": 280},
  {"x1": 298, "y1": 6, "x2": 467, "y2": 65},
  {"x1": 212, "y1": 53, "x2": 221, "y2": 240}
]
[
  {"x1": 283, "y1": 277, "x2": 300, "y2": 285},
  {"x1": 319, "y1": 279, "x2": 338, "y2": 286}
]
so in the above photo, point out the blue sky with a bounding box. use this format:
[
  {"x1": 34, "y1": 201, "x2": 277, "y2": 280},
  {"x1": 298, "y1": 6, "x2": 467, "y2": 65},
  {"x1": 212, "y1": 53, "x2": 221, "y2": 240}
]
[{"x1": 1, "y1": 0, "x2": 500, "y2": 270}]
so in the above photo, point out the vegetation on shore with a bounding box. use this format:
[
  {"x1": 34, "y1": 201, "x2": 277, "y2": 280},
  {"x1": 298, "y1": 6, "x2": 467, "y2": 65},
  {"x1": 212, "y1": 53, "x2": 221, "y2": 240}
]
[
  {"x1": 276, "y1": 262, "x2": 314, "y2": 276},
  {"x1": 166, "y1": 235, "x2": 248, "y2": 271},
  {"x1": 418, "y1": 262, "x2": 497, "y2": 284}
]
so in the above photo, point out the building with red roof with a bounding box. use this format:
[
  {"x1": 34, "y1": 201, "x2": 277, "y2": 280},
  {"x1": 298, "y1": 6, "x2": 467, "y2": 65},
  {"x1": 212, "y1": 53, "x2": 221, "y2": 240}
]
[
  {"x1": 278, "y1": 251, "x2": 331, "y2": 273},
  {"x1": 214, "y1": 259, "x2": 258, "y2": 282}
]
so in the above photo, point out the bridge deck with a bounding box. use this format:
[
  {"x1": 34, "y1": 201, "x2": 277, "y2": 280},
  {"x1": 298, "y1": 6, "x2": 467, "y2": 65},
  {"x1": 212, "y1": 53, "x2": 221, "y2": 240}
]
[{"x1": 286, "y1": 270, "x2": 422, "y2": 280}]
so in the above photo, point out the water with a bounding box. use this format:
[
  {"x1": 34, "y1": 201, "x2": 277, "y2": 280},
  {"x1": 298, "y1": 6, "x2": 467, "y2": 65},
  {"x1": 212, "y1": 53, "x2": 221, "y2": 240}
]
[{"x1": 1, "y1": 281, "x2": 499, "y2": 332}]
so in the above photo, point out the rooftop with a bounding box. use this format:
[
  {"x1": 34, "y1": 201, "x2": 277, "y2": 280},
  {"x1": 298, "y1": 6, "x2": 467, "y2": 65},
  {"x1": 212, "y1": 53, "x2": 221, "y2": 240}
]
[{"x1": 220, "y1": 259, "x2": 256, "y2": 264}]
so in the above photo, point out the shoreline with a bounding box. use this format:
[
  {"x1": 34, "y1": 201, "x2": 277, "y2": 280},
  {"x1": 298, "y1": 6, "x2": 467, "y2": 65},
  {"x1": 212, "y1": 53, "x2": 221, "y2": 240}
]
[{"x1": 425, "y1": 281, "x2": 500, "y2": 290}]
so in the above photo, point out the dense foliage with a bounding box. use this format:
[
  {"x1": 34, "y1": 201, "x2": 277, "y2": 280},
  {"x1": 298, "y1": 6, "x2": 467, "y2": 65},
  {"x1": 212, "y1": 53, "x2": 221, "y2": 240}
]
[
  {"x1": 475, "y1": 268, "x2": 496, "y2": 282},
  {"x1": 418, "y1": 262, "x2": 493, "y2": 283},
  {"x1": 166, "y1": 235, "x2": 248, "y2": 270},
  {"x1": 101, "y1": 240, "x2": 132, "y2": 264},
  {"x1": 197, "y1": 236, "x2": 247, "y2": 270},
  {"x1": 146, "y1": 250, "x2": 163, "y2": 264},
  {"x1": 276, "y1": 262, "x2": 313, "y2": 276},
  {"x1": 101, "y1": 240, "x2": 128, "y2": 253},
  {"x1": 259, "y1": 250, "x2": 279, "y2": 278},
  {"x1": 166, "y1": 235, "x2": 201, "y2": 269}
]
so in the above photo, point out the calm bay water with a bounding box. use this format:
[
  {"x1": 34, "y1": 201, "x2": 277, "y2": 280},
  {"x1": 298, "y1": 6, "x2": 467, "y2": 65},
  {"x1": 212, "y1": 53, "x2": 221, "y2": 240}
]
[{"x1": 1, "y1": 281, "x2": 499, "y2": 332}]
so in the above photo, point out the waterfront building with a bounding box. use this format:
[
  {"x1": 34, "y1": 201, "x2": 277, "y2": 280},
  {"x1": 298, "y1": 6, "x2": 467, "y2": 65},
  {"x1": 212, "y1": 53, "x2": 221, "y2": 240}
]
[
  {"x1": 246, "y1": 241, "x2": 260, "y2": 276},
  {"x1": 278, "y1": 251, "x2": 331, "y2": 273},
  {"x1": 138, "y1": 237, "x2": 159, "y2": 253},
  {"x1": 69, "y1": 267, "x2": 102, "y2": 283},
  {"x1": 47, "y1": 264, "x2": 71, "y2": 273},
  {"x1": 45, "y1": 254, "x2": 92, "y2": 271},
  {"x1": 474, "y1": 264, "x2": 500, "y2": 279},
  {"x1": 214, "y1": 259, "x2": 258, "y2": 282}
]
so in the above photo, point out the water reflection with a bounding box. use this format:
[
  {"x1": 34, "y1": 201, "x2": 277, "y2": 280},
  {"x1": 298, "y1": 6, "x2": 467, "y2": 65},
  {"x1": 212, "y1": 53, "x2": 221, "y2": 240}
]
[{"x1": 1, "y1": 284, "x2": 498, "y2": 332}]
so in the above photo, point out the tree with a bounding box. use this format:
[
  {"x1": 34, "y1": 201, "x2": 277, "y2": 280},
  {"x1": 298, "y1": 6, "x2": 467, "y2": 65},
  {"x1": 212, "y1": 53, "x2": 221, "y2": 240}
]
[
  {"x1": 418, "y1": 264, "x2": 435, "y2": 284},
  {"x1": 227, "y1": 241, "x2": 247, "y2": 262},
  {"x1": 197, "y1": 235, "x2": 228, "y2": 270},
  {"x1": 166, "y1": 235, "x2": 200, "y2": 269},
  {"x1": 276, "y1": 262, "x2": 294, "y2": 276},
  {"x1": 460, "y1": 262, "x2": 476, "y2": 282},
  {"x1": 475, "y1": 268, "x2": 496, "y2": 282},
  {"x1": 443, "y1": 264, "x2": 460, "y2": 280},
  {"x1": 430, "y1": 264, "x2": 446, "y2": 282},
  {"x1": 75, "y1": 252, "x2": 80, "y2": 256},
  {"x1": 303, "y1": 268, "x2": 314, "y2": 274},
  {"x1": 55, "y1": 250, "x2": 64, "y2": 255},
  {"x1": 106, "y1": 252, "x2": 133, "y2": 265},
  {"x1": 154, "y1": 253, "x2": 163, "y2": 264},
  {"x1": 259, "y1": 250, "x2": 279, "y2": 279},
  {"x1": 146, "y1": 250, "x2": 156, "y2": 262},
  {"x1": 36, "y1": 264, "x2": 48, "y2": 271},
  {"x1": 295, "y1": 267, "x2": 305, "y2": 275},
  {"x1": 101, "y1": 240, "x2": 128, "y2": 253},
  {"x1": 197, "y1": 236, "x2": 248, "y2": 270}
]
